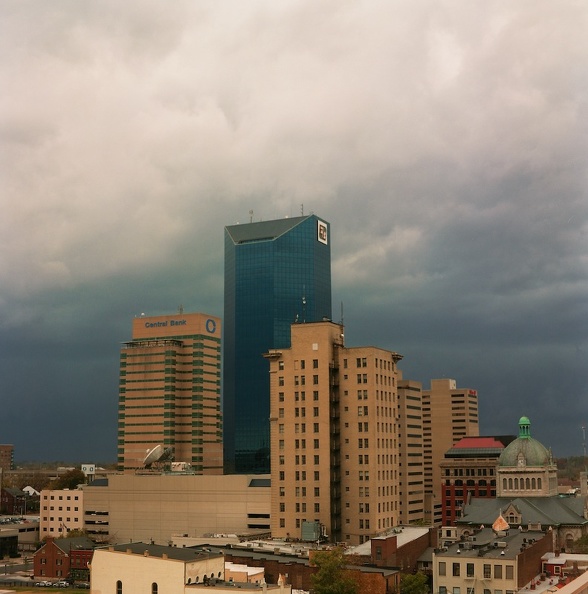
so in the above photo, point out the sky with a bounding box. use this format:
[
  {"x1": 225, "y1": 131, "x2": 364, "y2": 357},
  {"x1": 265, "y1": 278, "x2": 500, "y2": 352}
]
[{"x1": 1, "y1": 1, "x2": 587, "y2": 463}]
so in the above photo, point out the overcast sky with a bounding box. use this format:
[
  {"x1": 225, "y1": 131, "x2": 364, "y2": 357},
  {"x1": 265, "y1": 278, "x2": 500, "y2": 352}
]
[{"x1": 1, "y1": 1, "x2": 586, "y2": 463}]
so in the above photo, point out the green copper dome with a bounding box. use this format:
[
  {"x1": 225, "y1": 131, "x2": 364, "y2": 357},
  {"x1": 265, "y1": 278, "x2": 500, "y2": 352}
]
[{"x1": 497, "y1": 416, "x2": 552, "y2": 467}]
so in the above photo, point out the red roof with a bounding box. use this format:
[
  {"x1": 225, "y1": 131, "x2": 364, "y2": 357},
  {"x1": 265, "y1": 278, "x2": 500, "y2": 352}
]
[{"x1": 452, "y1": 437, "x2": 506, "y2": 449}]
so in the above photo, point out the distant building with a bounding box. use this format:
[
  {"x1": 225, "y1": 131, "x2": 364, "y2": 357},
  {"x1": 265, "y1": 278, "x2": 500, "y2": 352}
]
[
  {"x1": 422, "y1": 379, "x2": 480, "y2": 524},
  {"x1": 40, "y1": 488, "x2": 84, "y2": 539},
  {"x1": 118, "y1": 312, "x2": 223, "y2": 473},
  {"x1": 0, "y1": 444, "x2": 14, "y2": 471},
  {"x1": 33, "y1": 536, "x2": 95, "y2": 579},
  {"x1": 440, "y1": 435, "x2": 515, "y2": 525},
  {"x1": 224, "y1": 214, "x2": 332, "y2": 474},
  {"x1": 0, "y1": 487, "x2": 26, "y2": 515}
]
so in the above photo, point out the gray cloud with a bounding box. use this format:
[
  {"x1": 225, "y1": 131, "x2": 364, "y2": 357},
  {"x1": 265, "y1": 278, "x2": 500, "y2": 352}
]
[{"x1": 1, "y1": 0, "x2": 586, "y2": 460}]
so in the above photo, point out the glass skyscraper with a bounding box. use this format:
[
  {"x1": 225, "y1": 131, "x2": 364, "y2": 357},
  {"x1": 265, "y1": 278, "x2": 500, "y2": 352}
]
[{"x1": 223, "y1": 214, "x2": 332, "y2": 473}]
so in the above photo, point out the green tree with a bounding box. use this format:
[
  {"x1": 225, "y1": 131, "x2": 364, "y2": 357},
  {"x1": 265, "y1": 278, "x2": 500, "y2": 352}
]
[
  {"x1": 49, "y1": 469, "x2": 87, "y2": 490},
  {"x1": 311, "y1": 548, "x2": 358, "y2": 594},
  {"x1": 399, "y1": 572, "x2": 430, "y2": 594}
]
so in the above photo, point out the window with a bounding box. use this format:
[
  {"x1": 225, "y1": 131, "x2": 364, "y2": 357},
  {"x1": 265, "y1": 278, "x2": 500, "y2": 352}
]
[
  {"x1": 279, "y1": 377, "x2": 284, "y2": 386},
  {"x1": 505, "y1": 566, "x2": 513, "y2": 580},
  {"x1": 494, "y1": 565, "x2": 502, "y2": 579},
  {"x1": 439, "y1": 562, "x2": 446, "y2": 576},
  {"x1": 314, "y1": 503, "x2": 320, "y2": 513},
  {"x1": 313, "y1": 407, "x2": 319, "y2": 417},
  {"x1": 280, "y1": 518, "x2": 285, "y2": 528},
  {"x1": 116, "y1": 581, "x2": 123, "y2": 594},
  {"x1": 453, "y1": 563, "x2": 460, "y2": 577},
  {"x1": 484, "y1": 565, "x2": 491, "y2": 579},
  {"x1": 467, "y1": 563, "x2": 474, "y2": 577},
  {"x1": 152, "y1": 583, "x2": 158, "y2": 594},
  {"x1": 280, "y1": 503, "x2": 285, "y2": 512}
]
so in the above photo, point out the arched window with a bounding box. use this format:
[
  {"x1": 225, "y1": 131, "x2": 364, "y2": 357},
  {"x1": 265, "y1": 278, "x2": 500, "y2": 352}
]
[
  {"x1": 526, "y1": 478, "x2": 531, "y2": 489},
  {"x1": 503, "y1": 478, "x2": 507, "y2": 490},
  {"x1": 538, "y1": 478, "x2": 542, "y2": 490},
  {"x1": 532, "y1": 478, "x2": 536, "y2": 489},
  {"x1": 152, "y1": 583, "x2": 158, "y2": 594},
  {"x1": 508, "y1": 478, "x2": 513, "y2": 490},
  {"x1": 514, "y1": 478, "x2": 519, "y2": 490},
  {"x1": 116, "y1": 581, "x2": 122, "y2": 594}
]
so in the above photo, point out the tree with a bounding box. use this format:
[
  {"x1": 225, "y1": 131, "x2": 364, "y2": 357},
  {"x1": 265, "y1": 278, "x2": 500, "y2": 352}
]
[
  {"x1": 311, "y1": 548, "x2": 358, "y2": 594},
  {"x1": 49, "y1": 469, "x2": 86, "y2": 490},
  {"x1": 399, "y1": 572, "x2": 430, "y2": 594}
]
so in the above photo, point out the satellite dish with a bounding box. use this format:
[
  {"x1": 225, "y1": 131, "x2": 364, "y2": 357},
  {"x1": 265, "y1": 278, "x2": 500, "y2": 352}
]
[{"x1": 143, "y1": 445, "x2": 164, "y2": 467}]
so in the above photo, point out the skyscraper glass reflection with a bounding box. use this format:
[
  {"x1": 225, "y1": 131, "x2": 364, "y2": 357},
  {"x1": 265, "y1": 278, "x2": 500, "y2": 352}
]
[{"x1": 223, "y1": 214, "x2": 332, "y2": 473}]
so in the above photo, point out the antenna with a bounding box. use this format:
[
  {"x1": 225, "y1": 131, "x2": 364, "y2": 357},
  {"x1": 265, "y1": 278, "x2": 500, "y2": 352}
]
[
  {"x1": 249, "y1": 209, "x2": 254, "y2": 223},
  {"x1": 582, "y1": 423, "x2": 587, "y2": 459},
  {"x1": 301, "y1": 203, "x2": 304, "y2": 216},
  {"x1": 340, "y1": 301, "x2": 344, "y2": 326},
  {"x1": 178, "y1": 304, "x2": 184, "y2": 315},
  {"x1": 302, "y1": 285, "x2": 306, "y2": 323}
]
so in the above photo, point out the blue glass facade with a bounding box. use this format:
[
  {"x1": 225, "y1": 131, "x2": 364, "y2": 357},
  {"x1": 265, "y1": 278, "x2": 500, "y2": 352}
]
[{"x1": 224, "y1": 215, "x2": 332, "y2": 473}]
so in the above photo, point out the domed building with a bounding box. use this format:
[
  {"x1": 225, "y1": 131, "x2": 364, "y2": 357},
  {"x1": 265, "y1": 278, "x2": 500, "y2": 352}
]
[
  {"x1": 496, "y1": 416, "x2": 558, "y2": 497},
  {"x1": 457, "y1": 416, "x2": 588, "y2": 552}
]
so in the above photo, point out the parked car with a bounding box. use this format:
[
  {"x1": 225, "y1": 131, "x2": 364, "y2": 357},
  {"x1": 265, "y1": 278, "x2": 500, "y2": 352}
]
[
  {"x1": 35, "y1": 581, "x2": 52, "y2": 587},
  {"x1": 54, "y1": 581, "x2": 69, "y2": 588}
]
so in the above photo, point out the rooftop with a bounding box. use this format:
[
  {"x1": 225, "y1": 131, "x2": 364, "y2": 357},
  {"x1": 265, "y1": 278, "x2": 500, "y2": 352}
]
[{"x1": 435, "y1": 527, "x2": 548, "y2": 560}]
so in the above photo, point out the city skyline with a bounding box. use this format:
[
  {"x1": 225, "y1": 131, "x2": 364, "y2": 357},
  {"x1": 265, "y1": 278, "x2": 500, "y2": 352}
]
[{"x1": 1, "y1": 2, "x2": 586, "y2": 462}]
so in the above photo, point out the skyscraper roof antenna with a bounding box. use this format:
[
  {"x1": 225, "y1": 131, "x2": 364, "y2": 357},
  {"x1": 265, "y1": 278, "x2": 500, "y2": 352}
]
[
  {"x1": 340, "y1": 301, "x2": 344, "y2": 326},
  {"x1": 301, "y1": 203, "x2": 304, "y2": 216},
  {"x1": 249, "y1": 209, "x2": 254, "y2": 223}
]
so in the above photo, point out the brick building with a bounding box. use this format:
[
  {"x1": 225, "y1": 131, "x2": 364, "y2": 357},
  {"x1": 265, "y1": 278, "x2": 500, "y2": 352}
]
[{"x1": 33, "y1": 536, "x2": 95, "y2": 580}]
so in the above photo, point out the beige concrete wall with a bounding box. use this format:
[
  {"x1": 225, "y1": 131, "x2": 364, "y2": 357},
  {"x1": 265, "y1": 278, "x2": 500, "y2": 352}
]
[
  {"x1": 82, "y1": 473, "x2": 270, "y2": 545},
  {"x1": 91, "y1": 548, "x2": 225, "y2": 594},
  {"x1": 40, "y1": 489, "x2": 84, "y2": 539}
]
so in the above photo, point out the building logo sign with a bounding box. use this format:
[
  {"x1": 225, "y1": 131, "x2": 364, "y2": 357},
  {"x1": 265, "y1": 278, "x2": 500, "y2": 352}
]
[
  {"x1": 206, "y1": 318, "x2": 217, "y2": 334},
  {"x1": 317, "y1": 220, "x2": 328, "y2": 245}
]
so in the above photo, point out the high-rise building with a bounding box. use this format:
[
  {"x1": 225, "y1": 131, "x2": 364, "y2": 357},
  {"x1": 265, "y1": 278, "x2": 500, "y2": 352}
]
[
  {"x1": 224, "y1": 215, "x2": 332, "y2": 474},
  {"x1": 265, "y1": 320, "x2": 403, "y2": 545},
  {"x1": 0, "y1": 445, "x2": 14, "y2": 471},
  {"x1": 422, "y1": 379, "x2": 479, "y2": 525},
  {"x1": 396, "y1": 378, "x2": 425, "y2": 525},
  {"x1": 117, "y1": 312, "x2": 223, "y2": 473}
]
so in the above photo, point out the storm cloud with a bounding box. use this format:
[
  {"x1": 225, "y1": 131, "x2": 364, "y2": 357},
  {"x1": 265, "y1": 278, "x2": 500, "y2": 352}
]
[{"x1": 1, "y1": 0, "x2": 586, "y2": 461}]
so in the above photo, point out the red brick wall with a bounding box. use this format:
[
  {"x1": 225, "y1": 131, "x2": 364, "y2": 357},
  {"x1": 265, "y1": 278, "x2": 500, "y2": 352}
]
[
  {"x1": 33, "y1": 539, "x2": 71, "y2": 579},
  {"x1": 517, "y1": 534, "x2": 553, "y2": 588}
]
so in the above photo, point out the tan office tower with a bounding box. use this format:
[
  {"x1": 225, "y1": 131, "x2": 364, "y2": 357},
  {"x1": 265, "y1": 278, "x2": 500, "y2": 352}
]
[
  {"x1": 422, "y1": 378, "x2": 479, "y2": 525},
  {"x1": 397, "y1": 378, "x2": 425, "y2": 525},
  {"x1": 118, "y1": 312, "x2": 223, "y2": 474},
  {"x1": 265, "y1": 320, "x2": 403, "y2": 545}
]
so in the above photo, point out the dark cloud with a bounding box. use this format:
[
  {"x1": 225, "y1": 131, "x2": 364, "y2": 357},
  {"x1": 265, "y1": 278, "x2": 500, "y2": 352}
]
[{"x1": 1, "y1": 1, "x2": 586, "y2": 461}]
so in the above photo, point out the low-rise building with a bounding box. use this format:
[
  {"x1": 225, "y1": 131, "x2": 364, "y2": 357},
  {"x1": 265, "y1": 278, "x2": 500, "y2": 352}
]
[
  {"x1": 33, "y1": 536, "x2": 95, "y2": 580},
  {"x1": 433, "y1": 527, "x2": 551, "y2": 594},
  {"x1": 90, "y1": 543, "x2": 290, "y2": 593}
]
